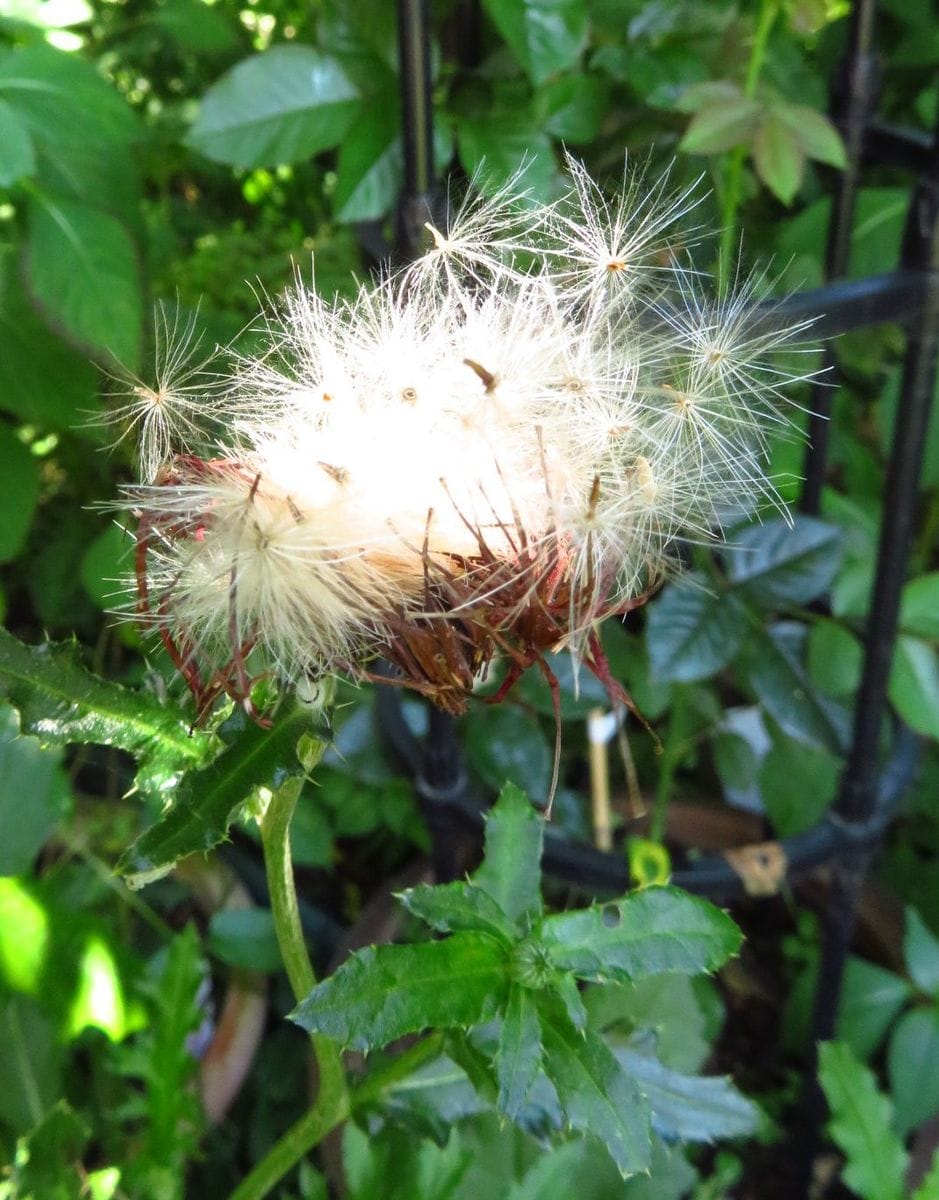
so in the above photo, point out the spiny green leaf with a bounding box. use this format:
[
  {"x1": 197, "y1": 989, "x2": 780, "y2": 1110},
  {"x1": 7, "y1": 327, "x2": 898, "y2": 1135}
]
[
  {"x1": 818, "y1": 1041, "x2": 907, "y2": 1200},
  {"x1": 117, "y1": 707, "x2": 319, "y2": 887},
  {"x1": 496, "y1": 984, "x2": 542, "y2": 1119},
  {"x1": 726, "y1": 516, "x2": 842, "y2": 609},
  {"x1": 188, "y1": 45, "x2": 359, "y2": 167},
  {"x1": 538, "y1": 887, "x2": 741, "y2": 983},
  {"x1": 0, "y1": 627, "x2": 217, "y2": 770},
  {"x1": 291, "y1": 933, "x2": 509, "y2": 1050},
  {"x1": 616, "y1": 1046, "x2": 759, "y2": 1143},
  {"x1": 540, "y1": 1007, "x2": 651, "y2": 1178},
  {"x1": 473, "y1": 781, "x2": 544, "y2": 925},
  {"x1": 399, "y1": 881, "x2": 517, "y2": 945}
]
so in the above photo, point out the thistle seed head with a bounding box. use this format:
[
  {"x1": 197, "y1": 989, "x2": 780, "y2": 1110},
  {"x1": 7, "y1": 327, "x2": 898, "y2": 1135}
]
[{"x1": 116, "y1": 154, "x2": 811, "y2": 723}]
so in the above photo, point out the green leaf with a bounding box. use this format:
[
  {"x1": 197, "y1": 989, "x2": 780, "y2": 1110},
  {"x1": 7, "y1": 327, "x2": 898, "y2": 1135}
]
[
  {"x1": 496, "y1": 984, "x2": 543, "y2": 1119},
  {"x1": 758, "y1": 734, "x2": 839, "y2": 837},
  {"x1": 674, "y1": 80, "x2": 743, "y2": 114},
  {"x1": 117, "y1": 707, "x2": 315, "y2": 887},
  {"x1": 80, "y1": 523, "x2": 131, "y2": 611},
  {"x1": 473, "y1": 781, "x2": 544, "y2": 925},
  {"x1": 333, "y1": 93, "x2": 401, "y2": 222},
  {"x1": 540, "y1": 73, "x2": 608, "y2": 142},
  {"x1": 889, "y1": 636, "x2": 939, "y2": 739},
  {"x1": 554, "y1": 972, "x2": 587, "y2": 1033},
  {"x1": 151, "y1": 0, "x2": 239, "y2": 54},
  {"x1": 913, "y1": 1151, "x2": 939, "y2": 1200},
  {"x1": 0, "y1": 423, "x2": 39, "y2": 563},
  {"x1": 904, "y1": 909, "x2": 939, "y2": 997},
  {"x1": 188, "y1": 45, "x2": 359, "y2": 168},
  {"x1": 465, "y1": 704, "x2": 553, "y2": 799},
  {"x1": 616, "y1": 1046, "x2": 759, "y2": 1143},
  {"x1": 887, "y1": 1008, "x2": 939, "y2": 1137},
  {"x1": 290, "y1": 933, "x2": 509, "y2": 1050},
  {"x1": 818, "y1": 1041, "x2": 907, "y2": 1200},
  {"x1": 457, "y1": 107, "x2": 555, "y2": 202},
  {"x1": 0, "y1": 627, "x2": 216, "y2": 771},
  {"x1": 585, "y1": 975, "x2": 713, "y2": 1072},
  {"x1": 808, "y1": 620, "x2": 863, "y2": 697},
  {"x1": 726, "y1": 516, "x2": 842, "y2": 608},
  {"x1": 540, "y1": 1009, "x2": 651, "y2": 1177},
  {"x1": 208, "y1": 908, "x2": 282, "y2": 972},
  {"x1": 743, "y1": 622, "x2": 850, "y2": 753},
  {"x1": 0, "y1": 44, "x2": 137, "y2": 148},
  {"x1": 837, "y1": 958, "x2": 914, "y2": 1060},
  {"x1": 774, "y1": 102, "x2": 847, "y2": 168},
  {"x1": 0, "y1": 996, "x2": 62, "y2": 1133},
  {"x1": 753, "y1": 110, "x2": 805, "y2": 204},
  {"x1": 399, "y1": 881, "x2": 518, "y2": 944},
  {"x1": 0, "y1": 248, "x2": 99, "y2": 428},
  {"x1": 678, "y1": 96, "x2": 761, "y2": 154},
  {"x1": 127, "y1": 923, "x2": 205, "y2": 1172},
  {"x1": 645, "y1": 576, "x2": 747, "y2": 683},
  {"x1": 7, "y1": 1101, "x2": 88, "y2": 1200},
  {"x1": 0, "y1": 704, "x2": 70, "y2": 874},
  {"x1": 538, "y1": 887, "x2": 741, "y2": 983},
  {"x1": 0, "y1": 96, "x2": 34, "y2": 184},
  {"x1": 901, "y1": 573, "x2": 939, "y2": 640},
  {"x1": 482, "y1": 0, "x2": 588, "y2": 85},
  {"x1": 26, "y1": 193, "x2": 141, "y2": 368}
]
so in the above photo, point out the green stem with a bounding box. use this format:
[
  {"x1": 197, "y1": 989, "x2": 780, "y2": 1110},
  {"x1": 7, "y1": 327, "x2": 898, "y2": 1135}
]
[
  {"x1": 717, "y1": 0, "x2": 778, "y2": 295},
  {"x1": 229, "y1": 761, "x2": 349, "y2": 1200},
  {"x1": 352, "y1": 1031, "x2": 447, "y2": 1110}
]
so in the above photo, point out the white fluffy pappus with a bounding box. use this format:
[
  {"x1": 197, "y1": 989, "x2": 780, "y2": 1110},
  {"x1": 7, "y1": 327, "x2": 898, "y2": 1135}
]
[{"x1": 116, "y1": 154, "x2": 812, "y2": 745}]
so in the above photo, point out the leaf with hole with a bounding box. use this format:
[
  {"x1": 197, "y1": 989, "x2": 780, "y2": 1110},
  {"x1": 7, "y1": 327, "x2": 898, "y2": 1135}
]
[{"x1": 538, "y1": 887, "x2": 741, "y2": 983}]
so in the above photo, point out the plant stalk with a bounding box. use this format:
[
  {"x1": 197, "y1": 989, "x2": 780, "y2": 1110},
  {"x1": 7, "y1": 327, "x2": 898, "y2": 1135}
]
[
  {"x1": 717, "y1": 0, "x2": 778, "y2": 294},
  {"x1": 229, "y1": 761, "x2": 349, "y2": 1200}
]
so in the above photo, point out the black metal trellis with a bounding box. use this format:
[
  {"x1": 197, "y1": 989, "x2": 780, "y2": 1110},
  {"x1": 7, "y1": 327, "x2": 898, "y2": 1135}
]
[{"x1": 388, "y1": 0, "x2": 939, "y2": 1183}]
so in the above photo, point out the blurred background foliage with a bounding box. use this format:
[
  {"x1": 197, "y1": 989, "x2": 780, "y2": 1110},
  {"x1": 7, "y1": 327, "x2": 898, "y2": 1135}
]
[{"x1": 1, "y1": 0, "x2": 939, "y2": 1195}]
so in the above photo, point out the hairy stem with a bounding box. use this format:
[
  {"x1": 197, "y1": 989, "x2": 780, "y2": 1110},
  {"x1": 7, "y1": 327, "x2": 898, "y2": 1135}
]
[
  {"x1": 229, "y1": 761, "x2": 349, "y2": 1200},
  {"x1": 717, "y1": 0, "x2": 778, "y2": 294}
]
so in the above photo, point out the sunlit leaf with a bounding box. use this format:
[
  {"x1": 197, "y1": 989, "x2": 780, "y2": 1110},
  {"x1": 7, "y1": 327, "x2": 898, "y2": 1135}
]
[{"x1": 188, "y1": 45, "x2": 359, "y2": 167}]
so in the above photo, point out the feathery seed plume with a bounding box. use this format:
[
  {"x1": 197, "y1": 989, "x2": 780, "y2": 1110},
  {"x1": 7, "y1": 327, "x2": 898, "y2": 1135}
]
[{"x1": 117, "y1": 156, "x2": 811, "y2": 789}]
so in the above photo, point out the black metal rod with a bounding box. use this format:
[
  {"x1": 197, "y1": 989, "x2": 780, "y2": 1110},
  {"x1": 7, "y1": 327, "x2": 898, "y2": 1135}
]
[
  {"x1": 801, "y1": 0, "x2": 880, "y2": 513},
  {"x1": 395, "y1": 0, "x2": 437, "y2": 261}
]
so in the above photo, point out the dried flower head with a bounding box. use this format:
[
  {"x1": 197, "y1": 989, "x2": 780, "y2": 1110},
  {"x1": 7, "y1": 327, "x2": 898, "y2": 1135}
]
[{"x1": 117, "y1": 155, "x2": 811, "y2": 787}]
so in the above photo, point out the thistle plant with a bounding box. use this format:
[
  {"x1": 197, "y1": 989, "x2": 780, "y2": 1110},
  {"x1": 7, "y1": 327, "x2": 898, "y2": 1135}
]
[{"x1": 119, "y1": 156, "x2": 810, "y2": 780}]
